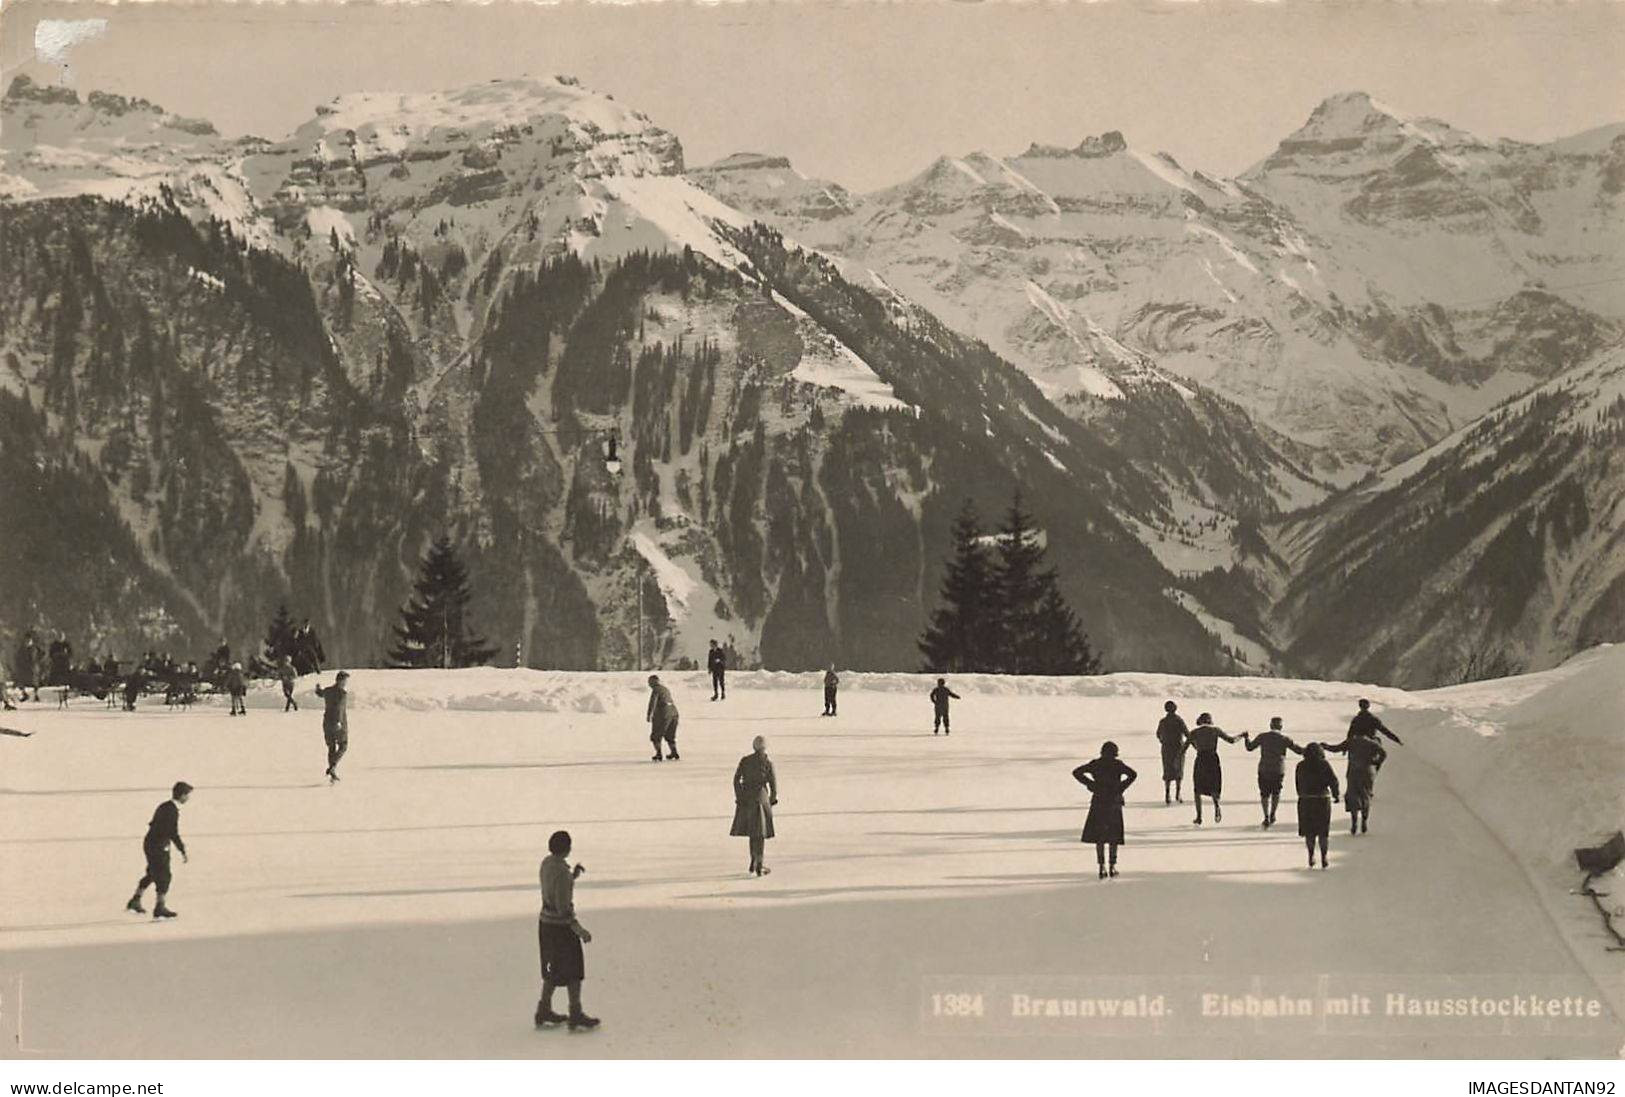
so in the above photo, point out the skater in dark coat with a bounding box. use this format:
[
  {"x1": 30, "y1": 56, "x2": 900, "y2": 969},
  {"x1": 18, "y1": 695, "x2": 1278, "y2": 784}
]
[
  {"x1": 707, "y1": 640, "x2": 727, "y2": 701},
  {"x1": 224, "y1": 662, "x2": 247, "y2": 716},
  {"x1": 534, "y1": 830, "x2": 599, "y2": 1030},
  {"x1": 1347, "y1": 699, "x2": 1403, "y2": 745},
  {"x1": 1295, "y1": 743, "x2": 1341, "y2": 869},
  {"x1": 1244, "y1": 717, "x2": 1303, "y2": 828},
  {"x1": 1322, "y1": 732, "x2": 1388, "y2": 835},
  {"x1": 277, "y1": 656, "x2": 298, "y2": 712},
  {"x1": 12, "y1": 632, "x2": 41, "y2": 702},
  {"x1": 822, "y1": 666, "x2": 839, "y2": 717},
  {"x1": 126, "y1": 781, "x2": 192, "y2": 919},
  {"x1": 1073, "y1": 741, "x2": 1138, "y2": 878},
  {"x1": 1184, "y1": 713, "x2": 1242, "y2": 825},
  {"x1": 1155, "y1": 701, "x2": 1189, "y2": 804},
  {"x1": 731, "y1": 736, "x2": 778, "y2": 876},
  {"x1": 646, "y1": 675, "x2": 679, "y2": 761},
  {"x1": 315, "y1": 671, "x2": 350, "y2": 782},
  {"x1": 929, "y1": 678, "x2": 960, "y2": 735}
]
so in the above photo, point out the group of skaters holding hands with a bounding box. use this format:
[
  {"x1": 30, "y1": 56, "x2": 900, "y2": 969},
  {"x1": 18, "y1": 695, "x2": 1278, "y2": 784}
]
[{"x1": 1083, "y1": 698, "x2": 1403, "y2": 874}]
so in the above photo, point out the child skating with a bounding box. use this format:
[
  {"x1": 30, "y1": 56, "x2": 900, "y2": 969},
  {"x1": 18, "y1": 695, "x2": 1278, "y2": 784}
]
[{"x1": 126, "y1": 781, "x2": 192, "y2": 919}]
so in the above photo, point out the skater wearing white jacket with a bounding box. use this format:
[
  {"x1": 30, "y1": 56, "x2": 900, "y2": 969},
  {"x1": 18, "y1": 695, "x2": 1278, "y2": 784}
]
[{"x1": 535, "y1": 830, "x2": 599, "y2": 1031}]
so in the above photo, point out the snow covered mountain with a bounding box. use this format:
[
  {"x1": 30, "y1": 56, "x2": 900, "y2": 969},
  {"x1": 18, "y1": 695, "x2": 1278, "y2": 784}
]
[
  {"x1": 1270, "y1": 340, "x2": 1625, "y2": 687},
  {"x1": 0, "y1": 75, "x2": 1240, "y2": 675},
  {"x1": 3, "y1": 75, "x2": 1620, "y2": 683},
  {"x1": 694, "y1": 93, "x2": 1623, "y2": 478}
]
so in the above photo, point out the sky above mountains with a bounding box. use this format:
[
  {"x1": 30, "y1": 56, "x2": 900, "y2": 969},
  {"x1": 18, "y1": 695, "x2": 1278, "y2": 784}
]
[{"x1": 2, "y1": 1, "x2": 1623, "y2": 191}]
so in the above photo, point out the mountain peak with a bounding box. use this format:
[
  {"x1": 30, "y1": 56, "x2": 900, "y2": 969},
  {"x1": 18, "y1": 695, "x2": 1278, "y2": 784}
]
[
  {"x1": 697, "y1": 152, "x2": 797, "y2": 173},
  {"x1": 1020, "y1": 131, "x2": 1129, "y2": 160}
]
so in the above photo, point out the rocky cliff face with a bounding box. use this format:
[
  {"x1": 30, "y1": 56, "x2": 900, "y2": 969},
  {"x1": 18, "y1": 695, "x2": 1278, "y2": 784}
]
[{"x1": 1, "y1": 76, "x2": 1237, "y2": 674}]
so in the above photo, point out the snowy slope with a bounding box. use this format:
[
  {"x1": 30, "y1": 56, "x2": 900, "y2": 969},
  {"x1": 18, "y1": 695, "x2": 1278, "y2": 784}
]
[{"x1": 2, "y1": 661, "x2": 1620, "y2": 1056}]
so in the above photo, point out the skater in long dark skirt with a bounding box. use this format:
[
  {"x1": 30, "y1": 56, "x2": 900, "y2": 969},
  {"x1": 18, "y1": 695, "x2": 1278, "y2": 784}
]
[
  {"x1": 1347, "y1": 698, "x2": 1403, "y2": 745},
  {"x1": 1322, "y1": 732, "x2": 1387, "y2": 835},
  {"x1": 126, "y1": 781, "x2": 191, "y2": 919},
  {"x1": 822, "y1": 666, "x2": 839, "y2": 716},
  {"x1": 731, "y1": 736, "x2": 778, "y2": 876},
  {"x1": 646, "y1": 675, "x2": 679, "y2": 760},
  {"x1": 1073, "y1": 742, "x2": 1137, "y2": 878},
  {"x1": 315, "y1": 670, "x2": 349, "y2": 782},
  {"x1": 1183, "y1": 712, "x2": 1241, "y2": 824},
  {"x1": 929, "y1": 678, "x2": 960, "y2": 735},
  {"x1": 1244, "y1": 717, "x2": 1303, "y2": 827},
  {"x1": 534, "y1": 830, "x2": 599, "y2": 1030},
  {"x1": 1156, "y1": 701, "x2": 1189, "y2": 804},
  {"x1": 1295, "y1": 743, "x2": 1341, "y2": 869}
]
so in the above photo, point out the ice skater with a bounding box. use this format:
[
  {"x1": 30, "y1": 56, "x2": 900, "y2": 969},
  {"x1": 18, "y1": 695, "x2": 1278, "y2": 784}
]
[
  {"x1": 646, "y1": 674, "x2": 679, "y2": 761},
  {"x1": 1347, "y1": 698, "x2": 1403, "y2": 745},
  {"x1": 929, "y1": 678, "x2": 959, "y2": 735},
  {"x1": 1184, "y1": 712, "x2": 1242, "y2": 824},
  {"x1": 1244, "y1": 717, "x2": 1303, "y2": 827},
  {"x1": 316, "y1": 670, "x2": 349, "y2": 782},
  {"x1": 822, "y1": 665, "x2": 839, "y2": 716},
  {"x1": 277, "y1": 655, "x2": 298, "y2": 712},
  {"x1": 1294, "y1": 742, "x2": 1341, "y2": 869},
  {"x1": 534, "y1": 830, "x2": 599, "y2": 1031},
  {"x1": 126, "y1": 781, "x2": 192, "y2": 919},
  {"x1": 1156, "y1": 700, "x2": 1189, "y2": 804},
  {"x1": 1073, "y1": 741, "x2": 1137, "y2": 878},
  {"x1": 1322, "y1": 729, "x2": 1388, "y2": 835},
  {"x1": 707, "y1": 639, "x2": 727, "y2": 701},
  {"x1": 225, "y1": 661, "x2": 247, "y2": 716},
  {"x1": 731, "y1": 735, "x2": 778, "y2": 876}
]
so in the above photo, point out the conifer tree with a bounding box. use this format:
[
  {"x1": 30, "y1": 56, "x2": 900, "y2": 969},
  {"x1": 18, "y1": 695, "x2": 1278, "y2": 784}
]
[
  {"x1": 263, "y1": 603, "x2": 297, "y2": 663},
  {"x1": 993, "y1": 490, "x2": 1104, "y2": 675},
  {"x1": 388, "y1": 535, "x2": 499, "y2": 669},
  {"x1": 919, "y1": 498, "x2": 994, "y2": 672}
]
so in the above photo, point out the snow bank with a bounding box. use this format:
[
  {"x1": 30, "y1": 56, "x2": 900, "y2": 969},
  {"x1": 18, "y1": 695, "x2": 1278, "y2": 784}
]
[{"x1": 264, "y1": 668, "x2": 612, "y2": 714}]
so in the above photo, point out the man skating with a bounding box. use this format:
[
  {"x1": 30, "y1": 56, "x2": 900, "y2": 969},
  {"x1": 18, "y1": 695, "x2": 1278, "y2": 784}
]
[
  {"x1": 535, "y1": 830, "x2": 599, "y2": 1030},
  {"x1": 225, "y1": 661, "x2": 247, "y2": 716},
  {"x1": 1243, "y1": 717, "x2": 1303, "y2": 828},
  {"x1": 1347, "y1": 698, "x2": 1403, "y2": 745},
  {"x1": 1322, "y1": 730, "x2": 1389, "y2": 835},
  {"x1": 126, "y1": 781, "x2": 192, "y2": 919},
  {"x1": 707, "y1": 640, "x2": 727, "y2": 701},
  {"x1": 1156, "y1": 701, "x2": 1189, "y2": 804},
  {"x1": 316, "y1": 670, "x2": 350, "y2": 782},
  {"x1": 646, "y1": 674, "x2": 679, "y2": 761},
  {"x1": 822, "y1": 665, "x2": 839, "y2": 717},
  {"x1": 929, "y1": 678, "x2": 960, "y2": 735}
]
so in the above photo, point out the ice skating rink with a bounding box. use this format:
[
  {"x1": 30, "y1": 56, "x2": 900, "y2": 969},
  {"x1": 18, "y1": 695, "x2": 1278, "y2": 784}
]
[{"x1": 3, "y1": 653, "x2": 1622, "y2": 1058}]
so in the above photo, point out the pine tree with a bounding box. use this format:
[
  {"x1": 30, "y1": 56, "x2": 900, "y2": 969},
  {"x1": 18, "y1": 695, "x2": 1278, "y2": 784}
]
[
  {"x1": 993, "y1": 490, "x2": 1104, "y2": 675},
  {"x1": 992, "y1": 490, "x2": 1047, "y2": 673},
  {"x1": 919, "y1": 499, "x2": 995, "y2": 672},
  {"x1": 1029, "y1": 583, "x2": 1103, "y2": 675},
  {"x1": 388, "y1": 535, "x2": 499, "y2": 669},
  {"x1": 263, "y1": 603, "x2": 297, "y2": 663}
]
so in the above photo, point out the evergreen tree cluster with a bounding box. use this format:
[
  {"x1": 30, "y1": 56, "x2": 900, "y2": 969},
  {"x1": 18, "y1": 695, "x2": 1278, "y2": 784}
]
[
  {"x1": 388, "y1": 535, "x2": 499, "y2": 669},
  {"x1": 920, "y1": 494, "x2": 1103, "y2": 675}
]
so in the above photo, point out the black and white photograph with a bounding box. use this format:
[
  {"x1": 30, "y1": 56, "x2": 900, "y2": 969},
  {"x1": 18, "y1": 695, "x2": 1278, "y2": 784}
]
[{"x1": 1, "y1": 0, "x2": 1623, "y2": 1082}]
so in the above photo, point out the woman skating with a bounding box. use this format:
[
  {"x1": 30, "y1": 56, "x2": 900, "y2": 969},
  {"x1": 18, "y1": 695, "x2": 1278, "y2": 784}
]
[
  {"x1": 1155, "y1": 701, "x2": 1188, "y2": 804},
  {"x1": 731, "y1": 736, "x2": 778, "y2": 876},
  {"x1": 1294, "y1": 742, "x2": 1341, "y2": 869},
  {"x1": 1322, "y1": 732, "x2": 1387, "y2": 835},
  {"x1": 1073, "y1": 742, "x2": 1138, "y2": 878},
  {"x1": 1183, "y1": 712, "x2": 1242, "y2": 824}
]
